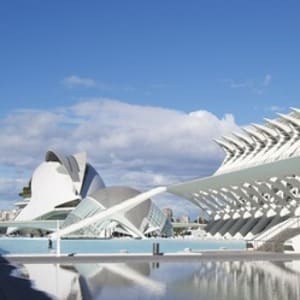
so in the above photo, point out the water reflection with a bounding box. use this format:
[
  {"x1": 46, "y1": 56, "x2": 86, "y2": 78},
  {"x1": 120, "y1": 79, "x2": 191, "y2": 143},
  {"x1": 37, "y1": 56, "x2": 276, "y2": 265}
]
[
  {"x1": 0, "y1": 256, "x2": 51, "y2": 300},
  {"x1": 177, "y1": 261, "x2": 300, "y2": 300},
  {"x1": 7, "y1": 260, "x2": 300, "y2": 300}
]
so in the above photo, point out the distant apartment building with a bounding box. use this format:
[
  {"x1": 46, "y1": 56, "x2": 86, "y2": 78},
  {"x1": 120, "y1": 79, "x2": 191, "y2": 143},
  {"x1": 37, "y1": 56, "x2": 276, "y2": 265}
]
[
  {"x1": 0, "y1": 209, "x2": 18, "y2": 221},
  {"x1": 179, "y1": 215, "x2": 190, "y2": 224}
]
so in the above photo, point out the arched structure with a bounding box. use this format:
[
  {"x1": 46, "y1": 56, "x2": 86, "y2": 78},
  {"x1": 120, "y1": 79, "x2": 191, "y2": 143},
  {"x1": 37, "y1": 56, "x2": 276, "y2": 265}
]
[
  {"x1": 7, "y1": 151, "x2": 172, "y2": 238},
  {"x1": 167, "y1": 108, "x2": 300, "y2": 247},
  {"x1": 62, "y1": 186, "x2": 172, "y2": 238},
  {"x1": 7, "y1": 151, "x2": 105, "y2": 234}
]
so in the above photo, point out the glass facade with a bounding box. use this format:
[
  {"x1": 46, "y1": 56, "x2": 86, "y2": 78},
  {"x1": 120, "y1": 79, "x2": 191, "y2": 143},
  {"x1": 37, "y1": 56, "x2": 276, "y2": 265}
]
[{"x1": 62, "y1": 192, "x2": 173, "y2": 238}]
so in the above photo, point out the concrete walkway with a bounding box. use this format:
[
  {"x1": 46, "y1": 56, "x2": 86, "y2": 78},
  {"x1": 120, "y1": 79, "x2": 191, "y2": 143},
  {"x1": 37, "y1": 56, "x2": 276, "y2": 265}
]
[{"x1": 3, "y1": 250, "x2": 300, "y2": 264}]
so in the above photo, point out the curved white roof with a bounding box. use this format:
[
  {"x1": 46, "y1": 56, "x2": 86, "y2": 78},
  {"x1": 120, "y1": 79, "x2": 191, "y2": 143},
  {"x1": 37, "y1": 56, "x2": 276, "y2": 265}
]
[
  {"x1": 14, "y1": 161, "x2": 78, "y2": 221},
  {"x1": 46, "y1": 150, "x2": 87, "y2": 193},
  {"x1": 9, "y1": 151, "x2": 105, "y2": 233}
]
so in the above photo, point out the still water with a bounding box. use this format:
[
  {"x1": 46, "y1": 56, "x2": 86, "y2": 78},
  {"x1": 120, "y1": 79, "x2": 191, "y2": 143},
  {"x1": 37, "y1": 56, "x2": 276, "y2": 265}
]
[
  {"x1": 0, "y1": 237, "x2": 245, "y2": 254},
  {"x1": 1, "y1": 258, "x2": 300, "y2": 300}
]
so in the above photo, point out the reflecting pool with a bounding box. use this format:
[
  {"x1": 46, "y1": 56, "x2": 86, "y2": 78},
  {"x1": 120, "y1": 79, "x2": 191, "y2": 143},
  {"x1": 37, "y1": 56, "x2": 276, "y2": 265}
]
[
  {"x1": 0, "y1": 237, "x2": 245, "y2": 254},
  {"x1": 1, "y1": 258, "x2": 300, "y2": 300}
]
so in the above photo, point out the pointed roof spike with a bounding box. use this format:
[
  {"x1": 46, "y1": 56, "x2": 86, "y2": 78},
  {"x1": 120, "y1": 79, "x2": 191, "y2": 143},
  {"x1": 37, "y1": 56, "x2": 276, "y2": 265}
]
[
  {"x1": 222, "y1": 135, "x2": 245, "y2": 149},
  {"x1": 264, "y1": 118, "x2": 291, "y2": 134},
  {"x1": 251, "y1": 123, "x2": 277, "y2": 138},
  {"x1": 232, "y1": 132, "x2": 254, "y2": 145},
  {"x1": 290, "y1": 107, "x2": 300, "y2": 120},
  {"x1": 242, "y1": 127, "x2": 265, "y2": 142},
  {"x1": 213, "y1": 139, "x2": 235, "y2": 153},
  {"x1": 277, "y1": 113, "x2": 300, "y2": 127},
  {"x1": 290, "y1": 107, "x2": 300, "y2": 114}
]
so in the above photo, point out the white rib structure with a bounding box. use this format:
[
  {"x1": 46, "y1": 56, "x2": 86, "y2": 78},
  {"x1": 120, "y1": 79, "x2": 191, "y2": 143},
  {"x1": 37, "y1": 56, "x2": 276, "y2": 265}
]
[
  {"x1": 215, "y1": 108, "x2": 300, "y2": 174},
  {"x1": 168, "y1": 108, "x2": 300, "y2": 246}
]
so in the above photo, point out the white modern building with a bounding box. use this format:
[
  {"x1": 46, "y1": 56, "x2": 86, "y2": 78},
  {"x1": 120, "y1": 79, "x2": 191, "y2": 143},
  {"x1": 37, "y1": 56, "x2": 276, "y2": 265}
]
[
  {"x1": 4, "y1": 108, "x2": 300, "y2": 250},
  {"x1": 5, "y1": 150, "x2": 172, "y2": 238},
  {"x1": 62, "y1": 186, "x2": 172, "y2": 238},
  {"x1": 14, "y1": 151, "x2": 105, "y2": 222},
  {"x1": 55, "y1": 108, "x2": 300, "y2": 250},
  {"x1": 167, "y1": 107, "x2": 300, "y2": 250}
]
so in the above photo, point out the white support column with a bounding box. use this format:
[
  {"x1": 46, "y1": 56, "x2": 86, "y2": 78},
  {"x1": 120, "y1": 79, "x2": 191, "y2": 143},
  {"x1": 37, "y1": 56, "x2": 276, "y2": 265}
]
[
  {"x1": 218, "y1": 188, "x2": 241, "y2": 207},
  {"x1": 199, "y1": 191, "x2": 224, "y2": 210},
  {"x1": 255, "y1": 181, "x2": 283, "y2": 206},
  {"x1": 208, "y1": 191, "x2": 228, "y2": 208},
  {"x1": 195, "y1": 195, "x2": 220, "y2": 212},
  {"x1": 56, "y1": 220, "x2": 61, "y2": 257},
  {"x1": 242, "y1": 183, "x2": 262, "y2": 207}
]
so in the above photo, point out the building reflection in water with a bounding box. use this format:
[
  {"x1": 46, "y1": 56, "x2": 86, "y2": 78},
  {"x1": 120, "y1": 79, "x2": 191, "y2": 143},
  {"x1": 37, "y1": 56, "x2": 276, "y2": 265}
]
[
  {"x1": 185, "y1": 261, "x2": 300, "y2": 300},
  {"x1": 17, "y1": 260, "x2": 300, "y2": 300},
  {"x1": 21, "y1": 261, "x2": 165, "y2": 300},
  {"x1": 0, "y1": 256, "x2": 51, "y2": 300}
]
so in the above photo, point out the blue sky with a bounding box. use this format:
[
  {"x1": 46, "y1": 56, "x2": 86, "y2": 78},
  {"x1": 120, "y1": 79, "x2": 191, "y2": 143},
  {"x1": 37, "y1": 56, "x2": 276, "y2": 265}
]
[
  {"x1": 0, "y1": 1, "x2": 300, "y2": 215},
  {"x1": 1, "y1": 1, "x2": 300, "y2": 121}
]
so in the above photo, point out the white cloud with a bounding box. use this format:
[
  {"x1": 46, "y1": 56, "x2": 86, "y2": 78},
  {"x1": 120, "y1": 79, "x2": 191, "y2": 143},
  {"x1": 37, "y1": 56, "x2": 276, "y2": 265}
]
[
  {"x1": 263, "y1": 105, "x2": 285, "y2": 114},
  {"x1": 222, "y1": 79, "x2": 252, "y2": 89},
  {"x1": 221, "y1": 73, "x2": 272, "y2": 95},
  {"x1": 0, "y1": 99, "x2": 239, "y2": 215},
  {"x1": 269, "y1": 105, "x2": 283, "y2": 112},
  {"x1": 62, "y1": 75, "x2": 96, "y2": 88},
  {"x1": 262, "y1": 74, "x2": 272, "y2": 87},
  {"x1": 0, "y1": 176, "x2": 27, "y2": 209},
  {"x1": 62, "y1": 75, "x2": 115, "y2": 90}
]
